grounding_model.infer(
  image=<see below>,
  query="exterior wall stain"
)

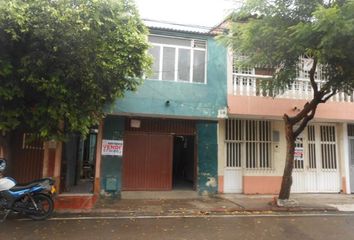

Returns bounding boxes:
[107,30,227,120]
[197,122,218,195]
[100,115,125,198]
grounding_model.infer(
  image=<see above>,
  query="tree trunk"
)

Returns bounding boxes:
[278,120,296,200]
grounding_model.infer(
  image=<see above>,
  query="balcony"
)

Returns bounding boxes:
[232,73,354,102]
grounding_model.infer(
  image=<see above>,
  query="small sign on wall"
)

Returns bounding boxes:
[102,140,123,156]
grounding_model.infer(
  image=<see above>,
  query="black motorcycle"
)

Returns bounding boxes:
[0,158,56,221]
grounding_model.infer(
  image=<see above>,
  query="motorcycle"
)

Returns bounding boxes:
[0,158,56,221]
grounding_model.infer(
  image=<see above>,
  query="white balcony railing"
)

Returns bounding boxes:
[232,74,354,102]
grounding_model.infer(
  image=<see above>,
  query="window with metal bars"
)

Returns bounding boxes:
[225,119,272,169]
[307,125,317,169]
[348,124,354,137]
[320,125,337,169]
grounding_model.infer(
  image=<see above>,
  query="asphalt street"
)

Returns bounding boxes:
[0,213,353,240]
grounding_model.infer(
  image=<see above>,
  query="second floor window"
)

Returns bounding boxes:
[148,35,207,83]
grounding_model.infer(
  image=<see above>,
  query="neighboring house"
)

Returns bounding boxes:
[218,54,354,194]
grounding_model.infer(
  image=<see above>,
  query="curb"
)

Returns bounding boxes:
[53,206,339,217]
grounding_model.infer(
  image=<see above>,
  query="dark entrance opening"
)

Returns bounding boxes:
[173,135,195,190]
[60,129,97,194]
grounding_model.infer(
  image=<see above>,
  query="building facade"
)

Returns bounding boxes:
[218,55,354,194]
[97,20,228,197]
[8,20,354,211]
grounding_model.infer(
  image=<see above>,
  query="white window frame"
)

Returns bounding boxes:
[148,34,207,84]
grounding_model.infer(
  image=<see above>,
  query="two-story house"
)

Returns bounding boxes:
[96,20,228,198]
[218,55,354,195]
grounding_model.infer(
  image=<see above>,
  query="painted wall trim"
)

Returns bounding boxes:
[107,111,221,121]
[228,95,354,122]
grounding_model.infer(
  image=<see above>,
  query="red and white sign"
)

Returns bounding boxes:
[102,140,123,156]
[294,147,304,161]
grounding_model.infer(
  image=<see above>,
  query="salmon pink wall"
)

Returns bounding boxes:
[342,177,347,194]
[243,176,282,194]
[228,95,354,121]
[218,176,224,193]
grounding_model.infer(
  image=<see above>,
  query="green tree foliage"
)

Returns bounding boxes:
[221,0,354,199]
[0,0,151,139]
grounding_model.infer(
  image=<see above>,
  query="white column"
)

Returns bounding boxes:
[343,123,351,194]
[227,49,233,95]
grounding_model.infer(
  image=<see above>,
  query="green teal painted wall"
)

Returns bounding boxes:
[100,30,224,197]
[99,117,218,195]
[196,121,218,195]
[100,115,124,197]
[107,30,227,119]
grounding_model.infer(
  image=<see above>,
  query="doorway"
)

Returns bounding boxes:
[349,138,354,193]
[292,124,340,193]
[60,130,97,194]
[172,135,195,190]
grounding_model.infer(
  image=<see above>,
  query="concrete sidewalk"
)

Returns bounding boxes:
[219,193,354,212]
[54,193,354,216]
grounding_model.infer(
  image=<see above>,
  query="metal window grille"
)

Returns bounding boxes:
[320,125,337,169]
[225,119,272,169]
[307,125,317,169]
[193,40,206,49]
[225,119,242,168]
[232,55,254,75]
[348,124,354,137]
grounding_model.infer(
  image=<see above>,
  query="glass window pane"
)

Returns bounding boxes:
[178,49,190,81]
[162,47,176,80]
[193,50,205,83]
[149,35,190,46]
[148,45,160,79]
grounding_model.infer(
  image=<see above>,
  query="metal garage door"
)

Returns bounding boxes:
[122,133,173,190]
[10,132,44,183]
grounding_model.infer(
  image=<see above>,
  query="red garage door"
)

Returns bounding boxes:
[10,132,44,183]
[122,133,173,190]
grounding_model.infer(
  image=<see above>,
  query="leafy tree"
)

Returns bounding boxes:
[221,0,354,200]
[0,0,151,158]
